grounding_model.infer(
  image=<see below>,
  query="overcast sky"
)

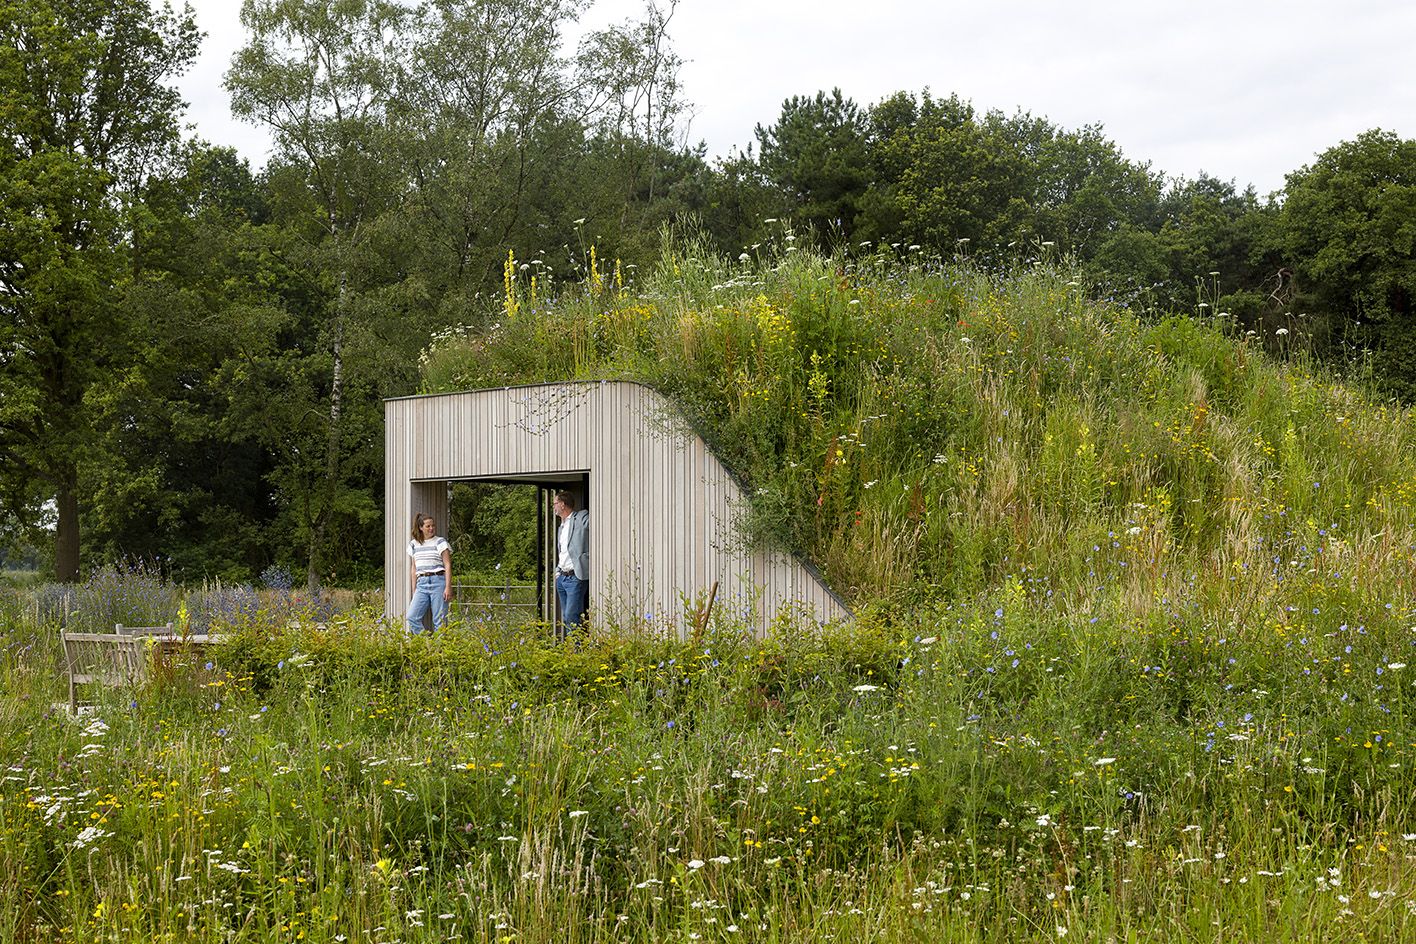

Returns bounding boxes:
[178,0,1416,197]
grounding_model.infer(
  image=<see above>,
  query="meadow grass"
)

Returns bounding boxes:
[4,244,1416,941]
[2,593,1415,942]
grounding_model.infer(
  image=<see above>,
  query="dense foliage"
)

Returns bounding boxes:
[5,0,1416,590]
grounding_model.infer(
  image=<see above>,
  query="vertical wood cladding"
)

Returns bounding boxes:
[385,382,850,635]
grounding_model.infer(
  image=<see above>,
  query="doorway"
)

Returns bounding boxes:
[446,473,588,628]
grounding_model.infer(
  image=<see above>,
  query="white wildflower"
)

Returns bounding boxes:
[70,825,110,849]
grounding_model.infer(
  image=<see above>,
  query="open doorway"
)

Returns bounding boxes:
[447,482,539,626]
[445,474,588,628]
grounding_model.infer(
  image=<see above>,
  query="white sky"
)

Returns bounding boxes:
[178,0,1416,197]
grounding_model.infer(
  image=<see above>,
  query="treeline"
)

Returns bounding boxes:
[728,89,1416,387]
[3,0,1415,586]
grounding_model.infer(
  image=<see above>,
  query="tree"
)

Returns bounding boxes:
[226,0,416,593]
[867,92,1028,253]
[1143,174,1275,320]
[578,0,687,212]
[755,89,871,242]
[83,143,290,579]
[0,0,198,580]
[395,0,595,302]
[1278,130,1416,396]
[1007,116,1161,254]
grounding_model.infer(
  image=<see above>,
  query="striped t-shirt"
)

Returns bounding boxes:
[408,537,450,574]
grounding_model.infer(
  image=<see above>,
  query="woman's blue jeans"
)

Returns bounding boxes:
[407,573,449,634]
[555,572,587,637]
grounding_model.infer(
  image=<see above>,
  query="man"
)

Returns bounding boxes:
[553,490,589,636]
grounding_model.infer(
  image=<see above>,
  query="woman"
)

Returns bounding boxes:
[406,512,452,633]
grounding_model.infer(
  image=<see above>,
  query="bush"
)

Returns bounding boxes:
[187,581,260,634]
[66,561,179,633]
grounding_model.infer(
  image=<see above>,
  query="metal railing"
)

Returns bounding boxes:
[450,581,540,627]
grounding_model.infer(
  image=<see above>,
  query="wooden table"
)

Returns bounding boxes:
[145,634,224,675]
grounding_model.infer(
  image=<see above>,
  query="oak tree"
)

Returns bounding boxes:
[0,0,198,579]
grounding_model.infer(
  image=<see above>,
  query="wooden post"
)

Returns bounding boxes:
[692,580,719,648]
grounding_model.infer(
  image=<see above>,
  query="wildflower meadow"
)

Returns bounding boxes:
[3,240,1416,942]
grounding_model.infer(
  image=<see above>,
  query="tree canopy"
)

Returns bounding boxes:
[5,0,1416,583]
[0,0,198,579]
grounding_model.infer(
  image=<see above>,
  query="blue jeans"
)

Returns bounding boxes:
[556,572,587,637]
[407,572,449,634]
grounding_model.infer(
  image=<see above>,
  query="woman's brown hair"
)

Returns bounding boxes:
[411,512,434,541]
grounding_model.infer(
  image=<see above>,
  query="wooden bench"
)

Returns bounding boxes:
[61,631,148,713]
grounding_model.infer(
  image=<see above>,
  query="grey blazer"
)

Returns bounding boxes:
[560,509,589,579]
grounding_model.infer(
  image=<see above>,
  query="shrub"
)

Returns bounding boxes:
[68,561,179,633]
[187,581,260,634]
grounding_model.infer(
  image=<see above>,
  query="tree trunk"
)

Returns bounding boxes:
[55,475,80,582]
[307,270,348,598]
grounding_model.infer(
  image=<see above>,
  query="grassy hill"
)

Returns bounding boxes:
[424,237,1416,617]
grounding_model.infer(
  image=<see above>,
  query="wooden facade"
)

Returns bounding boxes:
[385,381,850,635]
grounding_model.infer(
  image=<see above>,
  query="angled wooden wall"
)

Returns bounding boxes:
[385,381,850,635]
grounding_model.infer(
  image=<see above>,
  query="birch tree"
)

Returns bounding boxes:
[227,0,410,593]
